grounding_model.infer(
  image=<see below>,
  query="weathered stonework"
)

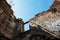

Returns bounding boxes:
[0,0,24,39]
[0,0,60,40]
[29,0,60,38]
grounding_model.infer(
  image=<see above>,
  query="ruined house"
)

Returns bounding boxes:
[0,0,60,40]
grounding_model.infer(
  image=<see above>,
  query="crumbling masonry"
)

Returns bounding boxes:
[0,0,60,40]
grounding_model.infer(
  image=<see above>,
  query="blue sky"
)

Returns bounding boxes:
[7,0,54,31]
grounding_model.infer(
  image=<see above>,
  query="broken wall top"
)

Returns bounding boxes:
[50,0,60,10]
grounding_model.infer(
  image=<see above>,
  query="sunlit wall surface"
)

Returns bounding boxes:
[7,0,54,31]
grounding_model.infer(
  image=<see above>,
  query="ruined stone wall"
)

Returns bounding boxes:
[29,0,60,38]
[0,0,60,40]
[0,0,24,39]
